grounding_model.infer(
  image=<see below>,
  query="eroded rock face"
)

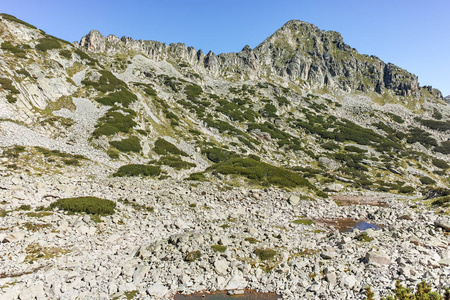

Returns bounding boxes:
[77,20,431,98]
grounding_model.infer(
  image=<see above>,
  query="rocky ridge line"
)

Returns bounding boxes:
[77,20,442,99]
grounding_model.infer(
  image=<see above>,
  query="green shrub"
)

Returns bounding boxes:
[63,158,80,166]
[371,280,444,300]
[93,109,137,137]
[432,158,449,169]
[107,148,120,159]
[407,127,438,148]
[185,84,203,100]
[1,41,27,58]
[0,77,20,94]
[18,204,31,211]
[49,197,116,215]
[262,103,278,118]
[59,49,72,59]
[211,245,227,253]
[35,38,61,52]
[96,89,137,107]
[158,156,195,170]
[435,141,450,154]
[202,147,236,163]
[244,237,259,244]
[398,186,415,194]
[113,164,161,177]
[254,248,277,261]
[212,157,312,188]
[153,138,187,156]
[322,141,340,151]
[420,176,436,185]
[386,112,405,123]
[186,172,206,181]
[416,118,450,132]
[431,195,450,207]
[110,136,142,153]
[344,145,367,153]
[74,49,96,65]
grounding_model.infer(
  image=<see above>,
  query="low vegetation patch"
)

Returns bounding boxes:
[113,164,161,177]
[49,196,116,215]
[293,218,314,225]
[254,248,277,261]
[157,156,195,170]
[211,157,312,189]
[25,243,69,264]
[110,136,141,153]
[153,138,187,156]
[211,245,227,253]
[93,108,137,137]
[35,37,61,52]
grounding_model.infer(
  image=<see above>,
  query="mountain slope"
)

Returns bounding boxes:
[0,13,449,195]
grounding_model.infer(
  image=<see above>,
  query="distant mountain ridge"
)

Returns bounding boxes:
[77,20,442,99]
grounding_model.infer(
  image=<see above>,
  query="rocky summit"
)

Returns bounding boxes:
[0,13,449,300]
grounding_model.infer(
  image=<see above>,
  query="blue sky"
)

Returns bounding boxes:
[2,0,449,96]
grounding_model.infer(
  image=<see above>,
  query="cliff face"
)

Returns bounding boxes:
[77,20,439,98]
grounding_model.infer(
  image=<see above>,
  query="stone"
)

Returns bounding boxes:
[224,275,247,290]
[214,258,229,275]
[146,282,168,299]
[326,272,337,285]
[365,251,391,266]
[288,195,300,205]
[434,219,450,231]
[438,259,450,266]
[340,275,357,289]
[18,283,45,300]
[325,183,344,192]
[219,236,232,246]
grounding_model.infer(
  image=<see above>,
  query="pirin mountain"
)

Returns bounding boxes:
[0,13,449,300]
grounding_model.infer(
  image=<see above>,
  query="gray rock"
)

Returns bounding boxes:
[365,251,391,266]
[146,282,168,299]
[288,195,300,205]
[225,275,247,290]
[214,258,229,275]
[340,275,357,289]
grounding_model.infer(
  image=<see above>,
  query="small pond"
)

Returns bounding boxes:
[175,290,280,300]
[316,218,381,232]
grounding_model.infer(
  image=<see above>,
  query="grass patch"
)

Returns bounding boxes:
[153,138,187,156]
[25,243,69,264]
[211,245,227,253]
[49,197,116,215]
[356,232,373,242]
[22,222,52,232]
[113,164,161,177]
[254,248,277,261]
[244,237,259,244]
[110,136,141,153]
[1,41,28,58]
[293,218,314,225]
[26,212,53,218]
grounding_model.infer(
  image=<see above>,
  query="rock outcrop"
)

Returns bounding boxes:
[77,20,439,98]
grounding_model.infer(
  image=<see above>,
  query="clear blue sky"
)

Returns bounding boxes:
[2,0,449,96]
